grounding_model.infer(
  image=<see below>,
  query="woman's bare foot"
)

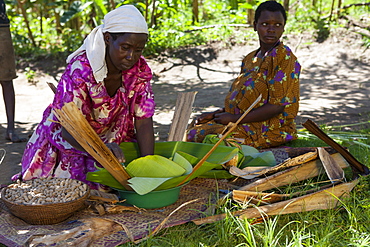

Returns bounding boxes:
[5,131,27,143]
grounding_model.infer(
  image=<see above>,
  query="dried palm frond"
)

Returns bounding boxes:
[53,102,132,190]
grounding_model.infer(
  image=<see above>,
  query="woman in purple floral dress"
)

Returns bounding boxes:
[13,5,155,190]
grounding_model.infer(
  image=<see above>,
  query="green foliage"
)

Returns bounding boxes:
[6,0,368,58]
[24,67,37,85]
[315,18,331,42]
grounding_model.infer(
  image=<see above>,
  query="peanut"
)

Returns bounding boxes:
[3,177,88,205]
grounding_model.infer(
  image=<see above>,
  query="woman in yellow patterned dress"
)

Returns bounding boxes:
[186,1,301,149]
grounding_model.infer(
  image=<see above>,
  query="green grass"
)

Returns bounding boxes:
[120,123,370,246]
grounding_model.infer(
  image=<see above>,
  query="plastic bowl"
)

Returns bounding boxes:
[116,184,186,209]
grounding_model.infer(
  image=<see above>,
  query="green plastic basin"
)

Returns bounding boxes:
[116,184,186,209]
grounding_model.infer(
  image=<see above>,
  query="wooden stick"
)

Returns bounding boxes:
[302,119,369,177]
[47,82,57,94]
[177,95,262,186]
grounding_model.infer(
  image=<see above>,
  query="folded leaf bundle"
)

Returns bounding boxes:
[87,152,221,194]
[125,154,192,195]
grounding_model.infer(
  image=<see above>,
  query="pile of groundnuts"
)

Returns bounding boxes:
[2,177,89,205]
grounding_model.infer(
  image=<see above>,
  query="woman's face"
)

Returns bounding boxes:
[254,10,285,49]
[105,33,148,72]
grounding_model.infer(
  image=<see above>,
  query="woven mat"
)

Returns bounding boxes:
[0,178,233,247]
[0,147,300,246]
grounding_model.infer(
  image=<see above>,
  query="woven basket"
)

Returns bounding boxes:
[0,182,90,225]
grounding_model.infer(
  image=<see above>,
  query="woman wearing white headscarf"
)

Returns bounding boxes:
[13,5,155,191]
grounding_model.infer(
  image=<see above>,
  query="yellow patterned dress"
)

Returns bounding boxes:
[186,42,301,149]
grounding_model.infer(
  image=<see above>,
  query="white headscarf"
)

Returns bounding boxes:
[66,5,148,82]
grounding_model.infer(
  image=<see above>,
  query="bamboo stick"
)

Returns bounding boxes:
[177,95,262,186]
[53,102,132,190]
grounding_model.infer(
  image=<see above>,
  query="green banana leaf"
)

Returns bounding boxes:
[201,135,276,169]
[125,152,194,195]
[241,151,277,168]
[86,149,223,192]
[119,141,239,165]
[199,170,235,179]
[155,151,221,190]
[127,177,172,195]
[126,155,185,178]
[86,167,124,189]
[202,134,246,168]
[87,141,239,193]
[239,145,277,168]
[173,152,193,175]
[129,151,219,192]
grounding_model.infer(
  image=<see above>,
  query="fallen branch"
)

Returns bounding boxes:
[342,2,370,9]
[185,24,251,33]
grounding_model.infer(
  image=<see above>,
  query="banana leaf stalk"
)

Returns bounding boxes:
[53,102,132,190]
[177,94,262,186]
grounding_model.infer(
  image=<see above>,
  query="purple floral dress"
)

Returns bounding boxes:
[14,52,155,190]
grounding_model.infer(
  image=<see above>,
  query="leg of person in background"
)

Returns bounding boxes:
[0,79,26,142]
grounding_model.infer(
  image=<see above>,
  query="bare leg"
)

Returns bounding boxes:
[0,80,26,142]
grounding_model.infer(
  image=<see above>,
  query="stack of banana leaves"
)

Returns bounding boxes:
[86,140,277,195]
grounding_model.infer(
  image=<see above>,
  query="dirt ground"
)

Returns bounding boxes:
[0,27,369,185]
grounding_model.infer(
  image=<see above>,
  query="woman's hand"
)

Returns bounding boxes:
[214,103,285,125]
[194,112,215,124]
[214,112,238,125]
[194,108,225,125]
[106,143,125,163]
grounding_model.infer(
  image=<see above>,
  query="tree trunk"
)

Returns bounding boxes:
[329,0,335,21]
[192,0,199,24]
[283,0,290,12]
[54,9,62,34]
[16,0,36,47]
[144,0,149,22]
[247,0,254,25]
[109,0,115,9]
[150,0,156,28]
[336,0,342,20]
